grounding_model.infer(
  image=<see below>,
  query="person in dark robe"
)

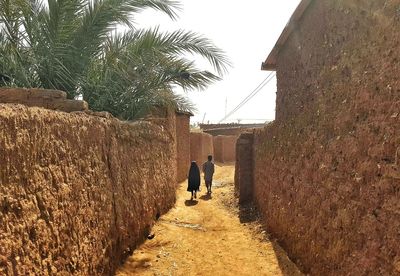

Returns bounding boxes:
[187,161,200,200]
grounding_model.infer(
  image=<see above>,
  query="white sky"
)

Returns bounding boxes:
[135,1,301,124]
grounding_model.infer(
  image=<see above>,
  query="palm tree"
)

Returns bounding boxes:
[0,0,230,120]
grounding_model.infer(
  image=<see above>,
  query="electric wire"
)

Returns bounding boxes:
[219,72,276,123]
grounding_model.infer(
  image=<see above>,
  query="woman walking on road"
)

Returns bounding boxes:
[187,161,200,200]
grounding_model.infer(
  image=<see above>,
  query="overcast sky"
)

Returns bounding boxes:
[136,1,301,124]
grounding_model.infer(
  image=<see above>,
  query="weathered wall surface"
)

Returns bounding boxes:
[200,123,265,130]
[234,133,254,203]
[0,88,88,112]
[204,128,244,137]
[213,136,223,163]
[190,132,214,168]
[213,135,237,163]
[176,114,190,183]
[0,104,177,275]
[252,0,400,275]
[203,127,265,137]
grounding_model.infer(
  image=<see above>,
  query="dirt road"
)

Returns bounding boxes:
[117,165,302,276]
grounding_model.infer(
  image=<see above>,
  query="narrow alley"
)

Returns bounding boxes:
[117,165,303,276]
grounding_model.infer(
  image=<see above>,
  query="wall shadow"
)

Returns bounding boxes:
[238,201,305,275]
[238,201,259,224]
[271,240,306,276]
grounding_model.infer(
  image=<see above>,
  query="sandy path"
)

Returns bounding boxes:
[117,165,302,276]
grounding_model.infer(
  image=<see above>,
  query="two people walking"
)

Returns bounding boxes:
[187,155,215,200]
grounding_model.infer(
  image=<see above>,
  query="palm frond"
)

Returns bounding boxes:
[125,28,231,75]
[0,0,229,120]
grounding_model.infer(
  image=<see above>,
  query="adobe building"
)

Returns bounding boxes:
[190,132,214,168]
[237,0,400,275]
[175,111,193,183]
[200,123,266,136]
[141,108,192,184]
[199,123,265,163]
[234,132,254,204]
[213,135,237,163]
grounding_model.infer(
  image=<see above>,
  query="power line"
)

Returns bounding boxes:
[229,72,274,115]
[220,72,275,123]
[234,118,273,121]
[219,72,276,123]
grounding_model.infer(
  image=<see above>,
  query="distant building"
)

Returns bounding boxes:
[199,123,267,137]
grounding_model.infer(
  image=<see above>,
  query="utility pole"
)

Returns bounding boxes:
[225,97,227,118]
[202,113,206,124]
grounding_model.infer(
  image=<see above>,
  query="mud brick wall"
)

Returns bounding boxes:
[204,127,243,137]
[190,132,214,168]
[213,135,237,163]
[234,133,254,203]
[252,0,400,275]
[213,136,223,163]
[176,113,190,183]
[0,88,88,112]
[0,104,177,275]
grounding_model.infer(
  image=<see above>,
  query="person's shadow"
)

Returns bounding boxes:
[184,200,198,206]
[199,194,212,201]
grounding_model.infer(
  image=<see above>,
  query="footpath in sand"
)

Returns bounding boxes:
[117,165,303,276]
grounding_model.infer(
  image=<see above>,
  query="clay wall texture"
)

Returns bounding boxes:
[213,135,237,163]
[200,123,265,130]
[204,128,244,137]
[189,132,214,169]
[252,0,400,275]
[0,88,88,112]
[234,133,254,203]
[175,114,190,182]
[213,136,223,163]
[0,104,177,275]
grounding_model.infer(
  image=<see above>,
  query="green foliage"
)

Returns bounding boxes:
[0,0,230,119]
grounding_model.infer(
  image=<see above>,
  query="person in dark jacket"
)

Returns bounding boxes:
[187,161,200,200]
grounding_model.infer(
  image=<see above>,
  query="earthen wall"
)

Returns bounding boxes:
[235,133,254,203]
[0,104,177,275]
[0,88,88,112]
[213,136,237,163]
[176,114,190,182]
[251,0,400,275]
[190,132,214,168]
